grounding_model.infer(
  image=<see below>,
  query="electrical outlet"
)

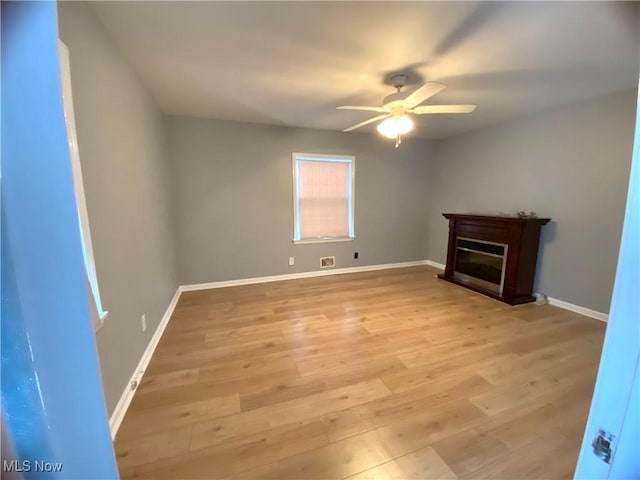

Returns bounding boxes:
[141,314,147,332]
[289,257,295,266]
[354,252,359,259]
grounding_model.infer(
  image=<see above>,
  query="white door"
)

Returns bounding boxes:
[574,86,640,478]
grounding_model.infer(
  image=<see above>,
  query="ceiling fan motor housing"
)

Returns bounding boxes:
[382,91,408,108]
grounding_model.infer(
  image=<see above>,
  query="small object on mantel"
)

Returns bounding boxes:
[515,211,538,219]
[498,211,539,218]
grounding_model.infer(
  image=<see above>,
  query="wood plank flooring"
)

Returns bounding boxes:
[115,266,605,479]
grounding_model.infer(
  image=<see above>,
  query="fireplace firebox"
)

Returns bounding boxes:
[437,214,550,305]
[454,237,508,295]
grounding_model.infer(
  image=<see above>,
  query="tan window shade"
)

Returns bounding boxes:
[293,154,354,242]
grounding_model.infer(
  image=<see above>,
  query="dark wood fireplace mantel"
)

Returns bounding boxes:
[437,213,550,305]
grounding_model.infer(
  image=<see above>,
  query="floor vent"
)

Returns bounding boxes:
[320,256,335,268]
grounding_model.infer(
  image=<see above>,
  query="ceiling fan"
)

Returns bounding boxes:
[338,74,476,147]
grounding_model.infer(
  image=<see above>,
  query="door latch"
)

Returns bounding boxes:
[592,428,614,464]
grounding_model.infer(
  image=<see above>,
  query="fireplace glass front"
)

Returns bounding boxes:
[453,237,507,294]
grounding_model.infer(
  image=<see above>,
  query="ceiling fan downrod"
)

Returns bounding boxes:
[391,73,408,93]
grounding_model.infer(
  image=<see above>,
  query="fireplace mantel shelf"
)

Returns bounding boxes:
[437,213,551,305]
[442,213,551,224]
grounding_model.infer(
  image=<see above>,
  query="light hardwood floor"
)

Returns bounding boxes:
[115,266,605,479]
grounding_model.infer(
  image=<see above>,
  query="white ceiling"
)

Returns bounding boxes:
[91,1,639,139]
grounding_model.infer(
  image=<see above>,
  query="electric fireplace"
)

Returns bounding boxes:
[438,214,550,305]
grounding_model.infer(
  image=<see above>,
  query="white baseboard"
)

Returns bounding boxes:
[424,259,608,322]
[544,295,608,322]
[106,259,606,438]
[180,260,430,292]
[425,259,445,270]
[181,259,607,322]
[426,260,609,322]
[108,287,182,439]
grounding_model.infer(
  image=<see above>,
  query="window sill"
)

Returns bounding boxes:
[293,237,355,245]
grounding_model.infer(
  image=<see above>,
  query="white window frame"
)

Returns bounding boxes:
[58,41,108,331]
[292,152,355,244]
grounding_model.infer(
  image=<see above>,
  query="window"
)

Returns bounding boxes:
[293,153,355,243]
[59,41,108,330]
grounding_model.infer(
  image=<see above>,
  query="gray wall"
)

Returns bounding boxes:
[56,1,637,417]
[166,116,433,285]
[58,3,178,414]
[427,89,638,313]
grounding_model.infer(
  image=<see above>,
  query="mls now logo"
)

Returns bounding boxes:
[3,460,63,473]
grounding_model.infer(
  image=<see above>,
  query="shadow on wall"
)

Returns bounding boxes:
[533,220,557,295]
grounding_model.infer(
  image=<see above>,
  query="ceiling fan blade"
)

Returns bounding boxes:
[410,104,477,114]
[337,106,390,113]
[403,82,447,107]
[343,114,390,132]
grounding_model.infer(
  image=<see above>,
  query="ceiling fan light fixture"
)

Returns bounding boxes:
[376,115,414,139]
